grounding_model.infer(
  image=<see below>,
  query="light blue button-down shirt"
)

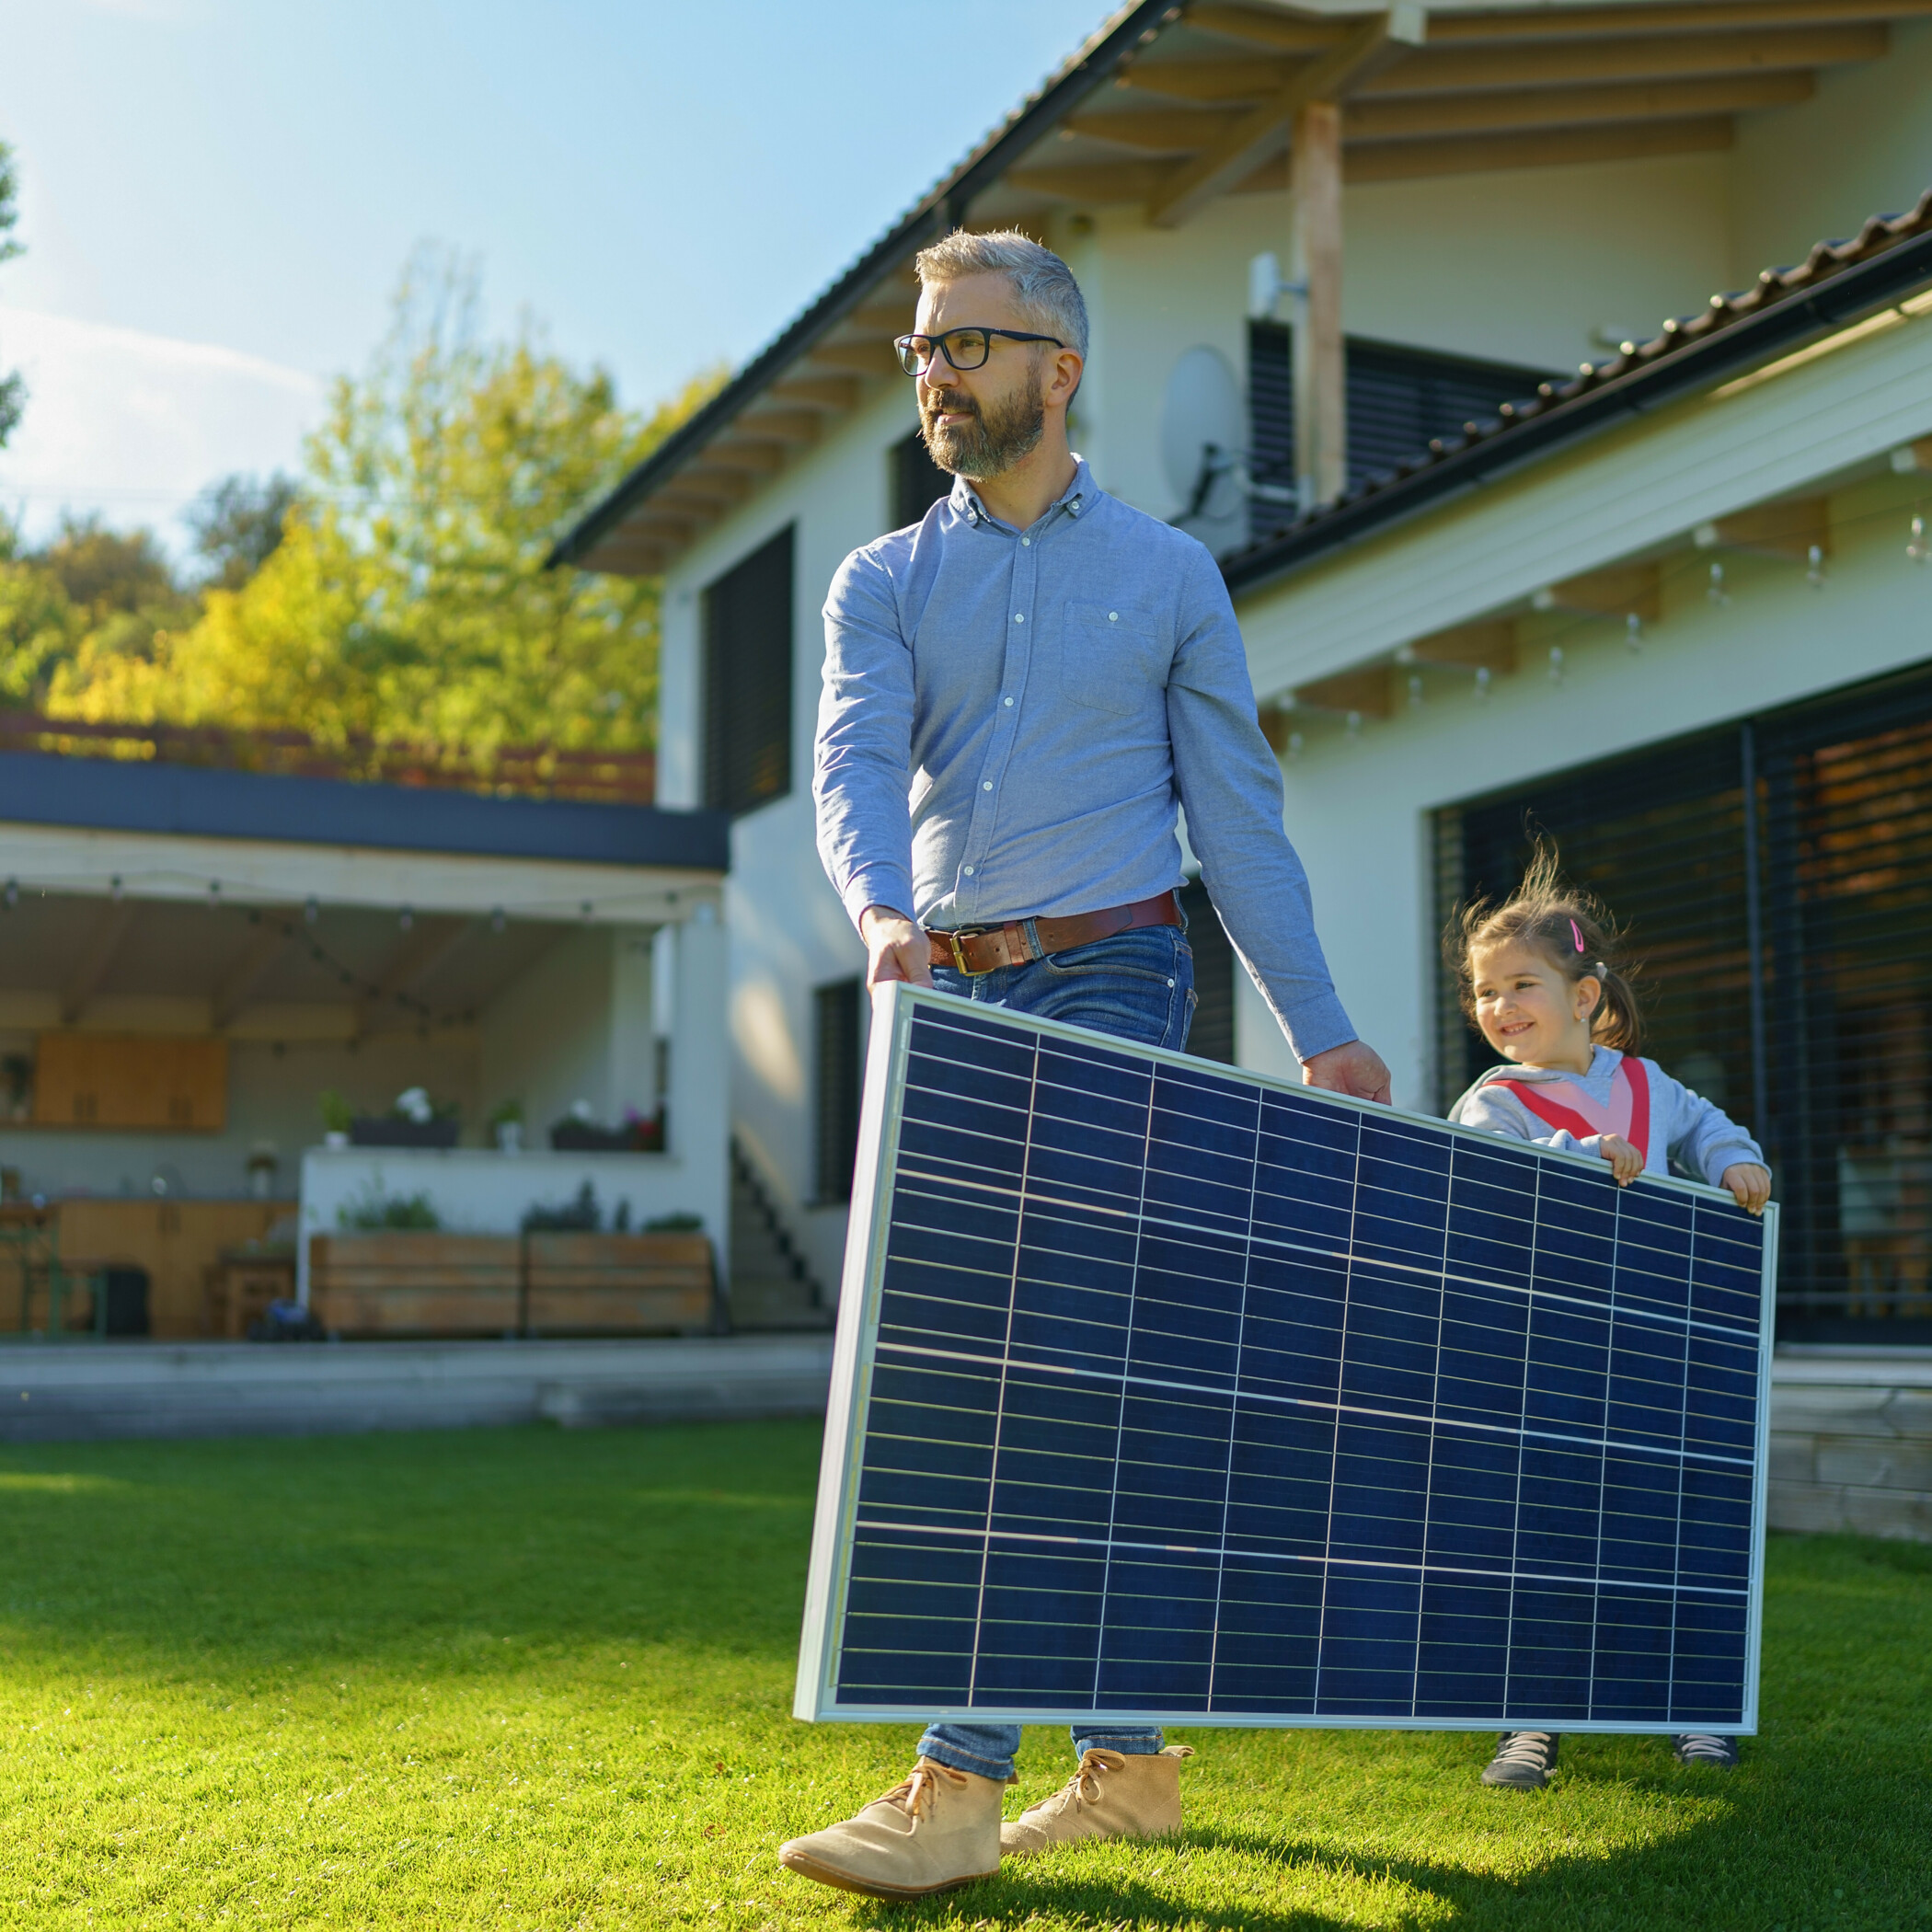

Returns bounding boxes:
[811,457,1354,1059]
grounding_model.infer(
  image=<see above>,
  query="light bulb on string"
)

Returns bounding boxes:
[1625,613,1643,653]
[1408,673,1424,709]
[1547,645,1565,685]
[1708,562,1730,605]
[1807,544,1827,589]
[1474,666,1491,701]
[1344,710,1363,740]
[1909,513,1928,564]
[1286,730,1304,762]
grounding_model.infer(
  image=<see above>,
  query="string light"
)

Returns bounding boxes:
[1286,730,1304,761]
[1474,666,1491,700]
[1708,562,1730,605]
[1344,710,1363,740]
[1408,673,1424,709]
[1807,544,1827,589]
[1547,645,1565,685]
[1625,613,1644,652]
[1909,513,1928,564]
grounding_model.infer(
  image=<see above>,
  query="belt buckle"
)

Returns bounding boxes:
[945,925,997,976]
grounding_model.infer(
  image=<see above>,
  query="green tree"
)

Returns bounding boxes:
[0,141,23,446]
[185,472,298,590]
[52,247,716,762]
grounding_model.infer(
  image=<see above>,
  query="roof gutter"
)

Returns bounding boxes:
[548,0,1181,571]
[1223,225,1932,599]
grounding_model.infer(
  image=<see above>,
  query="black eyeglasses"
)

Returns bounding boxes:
[893,326,1065,376]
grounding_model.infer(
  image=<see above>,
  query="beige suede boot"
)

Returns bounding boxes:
[1001,1744,1193,1857]
[777,1757,1005,1900]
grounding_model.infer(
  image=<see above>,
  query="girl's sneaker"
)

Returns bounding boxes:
[1480,1731,1559,1788]
[1672,1734,1739,1768]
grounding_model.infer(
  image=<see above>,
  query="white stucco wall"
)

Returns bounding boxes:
[1731,17,1932,285]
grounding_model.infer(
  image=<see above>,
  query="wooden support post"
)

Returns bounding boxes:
[1291,100,1346,510]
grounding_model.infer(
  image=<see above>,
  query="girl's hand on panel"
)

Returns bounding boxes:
[1721,1163,1772,1214]
[1596,1133,1642,1185]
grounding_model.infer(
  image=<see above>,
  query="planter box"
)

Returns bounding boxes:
[524,1233,713,1337]
[349,1118,460,1149]
[309,1233,520,1337]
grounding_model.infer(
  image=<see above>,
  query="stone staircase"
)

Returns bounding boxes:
[726,1137,833,1331]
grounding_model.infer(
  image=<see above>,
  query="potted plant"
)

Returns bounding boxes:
[489,1098,524,1155]
[350,1086,461,1149]
[318,1089,353,1149]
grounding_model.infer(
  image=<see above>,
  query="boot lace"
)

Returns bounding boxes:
[877,1759,966,1822]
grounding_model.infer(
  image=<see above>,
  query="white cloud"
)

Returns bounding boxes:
[0,305,322,551]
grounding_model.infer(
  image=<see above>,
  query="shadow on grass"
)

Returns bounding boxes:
[0,1418,822,1677]
[841,1802,1874,1932]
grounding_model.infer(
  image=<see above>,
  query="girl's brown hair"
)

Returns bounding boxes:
[1444,840,1644,1053]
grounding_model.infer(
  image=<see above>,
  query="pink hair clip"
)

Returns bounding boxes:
[1570,918,1586,953]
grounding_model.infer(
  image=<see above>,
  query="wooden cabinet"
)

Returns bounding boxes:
[56,1199,295,1339]
[33,1035,228,1132]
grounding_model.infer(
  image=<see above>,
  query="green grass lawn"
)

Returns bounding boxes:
[0,1419,1926,1930]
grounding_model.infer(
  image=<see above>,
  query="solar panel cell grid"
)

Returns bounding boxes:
[798,988,1773,1732]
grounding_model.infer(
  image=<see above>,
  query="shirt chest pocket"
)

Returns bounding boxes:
[1056,602,1167,715]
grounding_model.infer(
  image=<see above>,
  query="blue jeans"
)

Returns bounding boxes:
[918,921,1194,1784]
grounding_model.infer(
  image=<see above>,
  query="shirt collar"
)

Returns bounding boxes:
[950,454,1095,531]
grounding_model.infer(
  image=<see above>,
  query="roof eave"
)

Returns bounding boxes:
[547,0,1181,572]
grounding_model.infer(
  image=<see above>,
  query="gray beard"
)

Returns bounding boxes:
[922,377,1046,479]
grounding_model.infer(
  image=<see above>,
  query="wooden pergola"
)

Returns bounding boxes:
[557,0,1929,577]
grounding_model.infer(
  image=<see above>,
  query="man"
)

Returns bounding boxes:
[779,230,1389,1903]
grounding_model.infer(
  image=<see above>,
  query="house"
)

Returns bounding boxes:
[0,747,745,1336]
[553,0,1932,1402]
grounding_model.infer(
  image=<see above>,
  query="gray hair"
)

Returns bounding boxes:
[914,228,1088,360]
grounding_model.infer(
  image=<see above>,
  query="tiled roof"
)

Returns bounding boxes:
[1224,187,1932,594]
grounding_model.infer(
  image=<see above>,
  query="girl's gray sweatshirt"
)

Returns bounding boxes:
[1448,1045,1764,1187]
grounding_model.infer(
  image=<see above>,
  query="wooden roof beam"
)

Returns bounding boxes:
[696,439,787,474]
[1291,666,1396,719]
[1150,13,1422,228]
[1534,561,1662,622]
[1360,23,1886,96]
[60,901,137,1025]
[1345,69,1813,141]
[213,915,294,1029]
[1343,116,1734,184]
[1064,108,1246,153]
[734,408,823,445]
[1119,55,1295,102]
[802,341,898,375]
[770,376,862,409]
[1694,496,1832,559]
[1186,5,1351,55]
[1428,0,1932,43]
[1007,160,1179,203]
[1401,620,1518,673]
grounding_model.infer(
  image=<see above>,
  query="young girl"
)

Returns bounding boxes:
[1443,844,1771,1791]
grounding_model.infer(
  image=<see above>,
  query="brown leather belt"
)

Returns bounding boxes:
[926,890,1181,976]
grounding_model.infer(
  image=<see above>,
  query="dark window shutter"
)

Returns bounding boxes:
[701,525,794,816]
[1248,323,1554,545]
[1434,661,1932,1346]
[814,976,865,1202]
[891,429,952,531]
[1180,877,1236,1064]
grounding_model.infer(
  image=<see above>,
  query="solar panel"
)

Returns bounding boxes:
[796,985,1775,1733]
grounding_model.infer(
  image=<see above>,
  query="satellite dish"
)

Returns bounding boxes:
[1160,345,1245,528]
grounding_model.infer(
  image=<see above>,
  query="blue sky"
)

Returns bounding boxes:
[0,0,1106,546]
